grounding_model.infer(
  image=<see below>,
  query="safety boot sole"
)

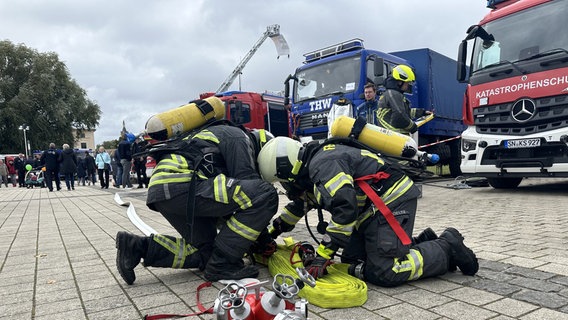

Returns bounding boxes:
[442,228,478,276]
[116,231,136,285]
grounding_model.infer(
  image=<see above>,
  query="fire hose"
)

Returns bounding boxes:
[261,237,367,309]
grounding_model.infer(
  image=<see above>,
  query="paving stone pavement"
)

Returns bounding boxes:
[1,178,568,319]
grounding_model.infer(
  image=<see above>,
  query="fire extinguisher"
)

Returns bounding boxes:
[213,268,316,320]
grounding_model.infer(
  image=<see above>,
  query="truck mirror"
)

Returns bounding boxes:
[457,40,468,82]
[374,57,384,77]
[284,74,294,106]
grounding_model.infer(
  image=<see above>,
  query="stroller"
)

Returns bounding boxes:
[25,168,46,189]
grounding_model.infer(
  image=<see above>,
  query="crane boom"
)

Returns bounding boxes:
[216,24,283,93]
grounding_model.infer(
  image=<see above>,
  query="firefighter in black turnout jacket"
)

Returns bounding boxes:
[257,137,478,287]
[115,124,278,284]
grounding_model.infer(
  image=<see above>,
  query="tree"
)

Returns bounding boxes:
[0,40,101,153]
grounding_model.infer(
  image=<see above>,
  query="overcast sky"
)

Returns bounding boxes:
[0,0,490,145]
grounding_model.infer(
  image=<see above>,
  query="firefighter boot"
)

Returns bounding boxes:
[439,227,479,276]
[115,231,149,285]
[412,227,438,244]
[204,247,259,282]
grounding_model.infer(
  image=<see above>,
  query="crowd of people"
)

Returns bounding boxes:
[0,134,149,190]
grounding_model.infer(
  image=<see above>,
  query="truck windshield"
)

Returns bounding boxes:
[294,56,361,103]
[471,0,568,73]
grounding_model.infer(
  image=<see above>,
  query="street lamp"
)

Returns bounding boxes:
[18,124,30,158]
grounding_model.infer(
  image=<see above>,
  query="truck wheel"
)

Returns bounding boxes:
[487,177,523,189]
[448,139,462,178]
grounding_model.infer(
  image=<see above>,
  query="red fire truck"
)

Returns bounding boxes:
[199,91,290,137]
[457,0,568,188]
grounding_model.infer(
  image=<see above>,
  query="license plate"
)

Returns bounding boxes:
[504,138,541,149]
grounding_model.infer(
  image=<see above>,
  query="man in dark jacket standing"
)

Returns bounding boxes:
[131,137,148,188]
[40,143,61,192]
[59,144,77,190]
[84,151,97,185]
[14,153,26,187]
[118,134,133,189]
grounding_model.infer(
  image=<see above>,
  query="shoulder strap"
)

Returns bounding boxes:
[355,173,412,246]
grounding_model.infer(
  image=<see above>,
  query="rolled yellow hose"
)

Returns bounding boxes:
[258,237,367,309]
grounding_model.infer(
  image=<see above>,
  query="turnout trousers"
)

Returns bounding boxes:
[341,198,451,287]
[151,174,279,264]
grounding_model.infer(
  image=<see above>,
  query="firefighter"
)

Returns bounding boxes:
[115,125,279,284]
[257,137,478,287]
[376,65,430,134]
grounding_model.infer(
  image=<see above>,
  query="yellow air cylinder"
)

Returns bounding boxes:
[330,115,418,158]
[145,96,225,141]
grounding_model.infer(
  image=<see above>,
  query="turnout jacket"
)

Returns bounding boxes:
[280,143,420,257]
[376,77,426,134]
[147,125,258,207]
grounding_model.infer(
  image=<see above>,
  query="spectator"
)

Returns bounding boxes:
[6,157,17,187]
[59,144,77,191]
[95,146,111,189]
[77,157,87,186]
[131,137,148,188]
[112,149,122,188]
[84,151,97,186]
[118,133,133,189]
[0,159,8,187]
[356,83,379,125]
[40,143,61,192]
[14,154,26,187]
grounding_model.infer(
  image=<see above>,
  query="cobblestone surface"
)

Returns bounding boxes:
[1,177,568,319]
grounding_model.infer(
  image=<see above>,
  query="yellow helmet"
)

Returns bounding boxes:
[257,137,303,183]
[392,65,415,83]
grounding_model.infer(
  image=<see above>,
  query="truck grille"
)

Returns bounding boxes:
[474,95,568,136]
[296,111,329,139]
[480,142,568,167]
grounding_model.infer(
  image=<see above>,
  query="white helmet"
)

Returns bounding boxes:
[257,137,303,183]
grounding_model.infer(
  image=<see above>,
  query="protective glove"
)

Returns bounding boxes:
[409,123,418,134]
[306,254,333,279]
[251,230,277,257]
[268,217,295,239]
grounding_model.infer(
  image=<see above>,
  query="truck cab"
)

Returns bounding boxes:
[457,0,568,188]
[285,39,414,141]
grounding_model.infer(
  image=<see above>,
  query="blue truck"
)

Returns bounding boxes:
[284,39,467,176]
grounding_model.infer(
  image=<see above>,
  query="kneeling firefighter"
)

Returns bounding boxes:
[115,121,279,284]
[257,137,478,287]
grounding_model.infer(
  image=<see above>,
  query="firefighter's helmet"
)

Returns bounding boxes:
[392,65,415,83]
[257,137,303,183]
[249,129,275,158]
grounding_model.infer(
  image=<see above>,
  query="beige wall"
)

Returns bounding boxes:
[72,129,96,150]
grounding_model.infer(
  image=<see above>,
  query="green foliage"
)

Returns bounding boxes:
[98,139,119,150]
[0,40,101,153]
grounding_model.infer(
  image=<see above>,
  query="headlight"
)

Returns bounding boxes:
[462,139,477,152]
